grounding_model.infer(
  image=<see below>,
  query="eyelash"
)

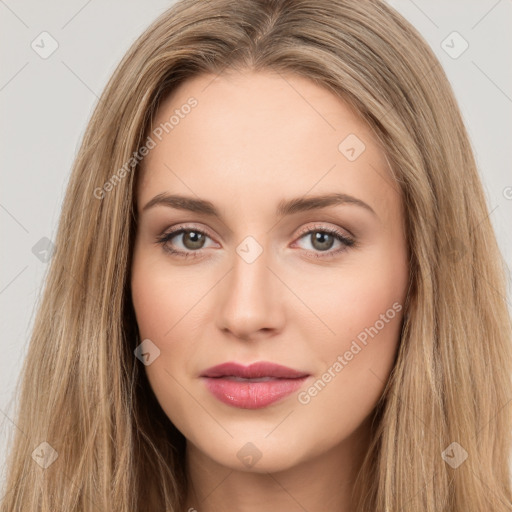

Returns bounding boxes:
[155,223,356,260]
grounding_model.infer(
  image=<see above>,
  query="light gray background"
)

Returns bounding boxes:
[1,0,511,483]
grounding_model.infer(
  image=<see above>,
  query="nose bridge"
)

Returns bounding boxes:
[230,235,272,305]
[216,233,282,337]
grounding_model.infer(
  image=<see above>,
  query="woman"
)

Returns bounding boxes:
[2,0,511,510]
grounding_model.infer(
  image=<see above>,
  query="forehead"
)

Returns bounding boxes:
[150,69,373,146]
[137,70,400,225]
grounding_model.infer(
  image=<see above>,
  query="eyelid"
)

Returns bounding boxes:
[158,222,352,242]
[157,223,218,242]
[294,222,353,240]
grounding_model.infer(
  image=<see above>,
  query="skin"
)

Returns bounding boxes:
[131,69,409,512]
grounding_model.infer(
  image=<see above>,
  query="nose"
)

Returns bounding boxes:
[215,244,284,341]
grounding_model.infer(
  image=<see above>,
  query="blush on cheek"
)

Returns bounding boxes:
[332,300,403,369]
[131,260,177,341]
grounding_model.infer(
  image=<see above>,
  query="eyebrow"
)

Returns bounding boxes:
[142,192,377,218]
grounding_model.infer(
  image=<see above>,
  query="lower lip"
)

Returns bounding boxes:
[202,376,309,409]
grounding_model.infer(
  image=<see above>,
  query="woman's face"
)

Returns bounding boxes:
[131,70,409,473]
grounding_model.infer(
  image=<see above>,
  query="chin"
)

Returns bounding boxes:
[190,434,310,474]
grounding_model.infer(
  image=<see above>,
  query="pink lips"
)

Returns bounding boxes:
[200,361,310,409]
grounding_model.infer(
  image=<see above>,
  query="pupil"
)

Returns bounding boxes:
[185,231,204,249]
[313,232,334,251]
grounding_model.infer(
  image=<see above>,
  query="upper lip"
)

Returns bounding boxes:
[200,361,309,379]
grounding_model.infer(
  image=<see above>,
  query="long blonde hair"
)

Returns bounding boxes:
[2,0,511,510]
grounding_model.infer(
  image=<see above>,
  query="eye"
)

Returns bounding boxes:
[155,225,215,259]
[155,223,357,259]
[293,224,356,259]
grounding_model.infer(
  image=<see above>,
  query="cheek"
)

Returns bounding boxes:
[327,275,404,355]
[131,265,173,341]
[130,247,211,386]
[303,242,406,347]
[300,243,407,416]
[130,245,204,341]
[130,251,196,427]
